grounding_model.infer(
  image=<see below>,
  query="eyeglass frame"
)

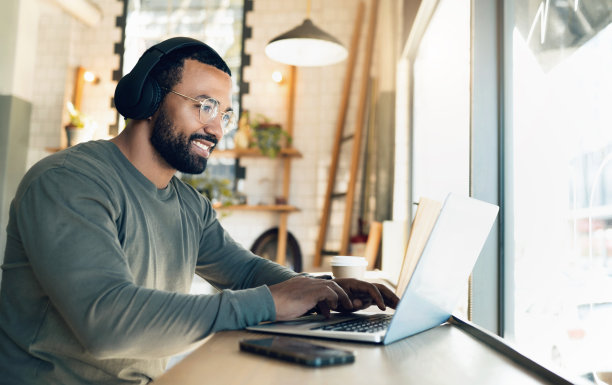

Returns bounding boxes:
[164,88,236,134]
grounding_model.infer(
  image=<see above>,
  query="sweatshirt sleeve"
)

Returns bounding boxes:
[14,168,278,360]
[194,214,299,291]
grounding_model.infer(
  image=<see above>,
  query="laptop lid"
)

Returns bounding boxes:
[247,193,499,345]
[383,193,498,344]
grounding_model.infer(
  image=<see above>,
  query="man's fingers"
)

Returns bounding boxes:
[358,283,385,310]
[270,276,353,321]
[321,286,339,310]
[268,276,398,321]
[317,301,331,318]
[332,278,400,311]
[327,281,353,311]
[374,283,400,308]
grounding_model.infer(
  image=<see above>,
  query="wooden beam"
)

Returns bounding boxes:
[340,0,379,255]
[314,1,365,266]
[73,66,86,111]
[276,65,297,266]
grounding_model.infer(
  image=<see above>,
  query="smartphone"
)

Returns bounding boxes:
[239,336,355,367]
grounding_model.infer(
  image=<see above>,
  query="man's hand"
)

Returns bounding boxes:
[268,276,400,321]
[268,276,353,321]
[331,278,400,312]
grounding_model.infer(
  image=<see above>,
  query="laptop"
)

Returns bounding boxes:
[247,193,499,345]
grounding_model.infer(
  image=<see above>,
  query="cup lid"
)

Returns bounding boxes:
[331,256,367,266]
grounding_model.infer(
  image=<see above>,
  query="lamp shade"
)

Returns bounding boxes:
[265,19,348,67]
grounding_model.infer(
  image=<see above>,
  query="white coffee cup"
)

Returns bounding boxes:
[331,256,368,279]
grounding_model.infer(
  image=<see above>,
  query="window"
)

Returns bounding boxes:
[507,0,612,376]
[122,0,245,186]
[410,0,471,315]
[411,0,470,204]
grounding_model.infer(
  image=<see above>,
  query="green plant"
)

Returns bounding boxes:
[182,175,236,208]
[250,114,292,158]
[66,102,92,129]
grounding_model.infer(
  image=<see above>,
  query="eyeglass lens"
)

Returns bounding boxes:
[199,99,235,132]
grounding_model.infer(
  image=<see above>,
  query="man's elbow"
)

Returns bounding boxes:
[81,333,133,359]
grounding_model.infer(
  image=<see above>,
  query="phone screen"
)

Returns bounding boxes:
[239,337,355,367]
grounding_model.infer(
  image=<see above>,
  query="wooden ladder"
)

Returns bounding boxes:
[313,0,378,266]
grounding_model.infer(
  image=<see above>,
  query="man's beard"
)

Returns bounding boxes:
[150,107,217,174]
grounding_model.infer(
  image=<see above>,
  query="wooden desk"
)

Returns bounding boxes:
[152,318,585,385]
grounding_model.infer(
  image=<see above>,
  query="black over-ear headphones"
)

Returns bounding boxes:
[114,37,206,120]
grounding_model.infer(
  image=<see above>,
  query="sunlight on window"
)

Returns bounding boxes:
[510,1,612,376]
[411,0,470,316]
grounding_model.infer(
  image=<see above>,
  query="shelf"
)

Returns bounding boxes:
[213,203,300,212]
[213,147,302,158]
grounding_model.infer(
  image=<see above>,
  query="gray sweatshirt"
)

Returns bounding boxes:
[0,140,297,384]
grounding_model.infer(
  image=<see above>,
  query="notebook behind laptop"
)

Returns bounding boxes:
[247,193,499,345]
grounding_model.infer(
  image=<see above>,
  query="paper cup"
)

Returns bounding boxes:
[595,372,612,385]
[331,256,367,279]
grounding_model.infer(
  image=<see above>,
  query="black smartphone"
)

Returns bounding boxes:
[239,336,355,367]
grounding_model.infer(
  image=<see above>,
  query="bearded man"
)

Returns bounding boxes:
[0,37,398,385]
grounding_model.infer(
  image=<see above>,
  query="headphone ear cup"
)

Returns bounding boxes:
[115,37,206,119]
[113,73,135,118]
[128,78,163,119]
[114,74,163,119]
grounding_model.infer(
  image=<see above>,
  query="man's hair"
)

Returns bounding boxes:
[150,44,232,101]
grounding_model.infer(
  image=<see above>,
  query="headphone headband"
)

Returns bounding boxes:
[114,37,206,119]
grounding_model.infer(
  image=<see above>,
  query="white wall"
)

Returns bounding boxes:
[27,0,122,168]
[0,0,40,100]
[0,0,41,263]
[3,0,398,274]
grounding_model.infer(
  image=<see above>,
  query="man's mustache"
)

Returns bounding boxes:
[190,133,218,146]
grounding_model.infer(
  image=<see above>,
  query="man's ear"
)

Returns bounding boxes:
[148,105,162,122]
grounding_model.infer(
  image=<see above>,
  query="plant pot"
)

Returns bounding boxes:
[251,124,289,157]
[65,125,93,146]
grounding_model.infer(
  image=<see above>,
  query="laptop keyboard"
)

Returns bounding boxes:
[311,314,393,333]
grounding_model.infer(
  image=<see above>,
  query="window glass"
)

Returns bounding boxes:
[123,0,243,95]
[412,0,470,204]
[411,0,470,315]
[508,0,612,376]
[123,0,244,184]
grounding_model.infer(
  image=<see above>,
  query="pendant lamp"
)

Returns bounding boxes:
[265,2,348,66]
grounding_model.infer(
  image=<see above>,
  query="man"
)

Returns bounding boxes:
[0,37,398,384]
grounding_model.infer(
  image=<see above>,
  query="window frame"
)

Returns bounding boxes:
[398,0,508,335]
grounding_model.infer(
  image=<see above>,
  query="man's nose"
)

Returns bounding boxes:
[204,114,224,140]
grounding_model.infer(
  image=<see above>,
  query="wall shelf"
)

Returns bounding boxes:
[214,203,300,212]
[213,147,302,158]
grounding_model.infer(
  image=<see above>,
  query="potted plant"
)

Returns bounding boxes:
[65,102,95,146]
[233,111,252,149]
[250,114,292,158]
[182,174,239,208]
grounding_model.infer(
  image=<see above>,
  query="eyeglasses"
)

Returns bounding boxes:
[166,89,236,134]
